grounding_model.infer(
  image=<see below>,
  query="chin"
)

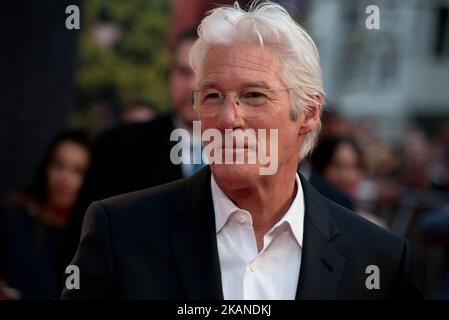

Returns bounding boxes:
[210,163,260,189]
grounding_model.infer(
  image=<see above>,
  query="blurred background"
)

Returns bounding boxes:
[0,0,448,299]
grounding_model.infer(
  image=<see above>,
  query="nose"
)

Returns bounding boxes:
[215,94,245,131]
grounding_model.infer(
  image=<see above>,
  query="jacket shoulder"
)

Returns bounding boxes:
[96,177,189,227]
[324,198,405,255]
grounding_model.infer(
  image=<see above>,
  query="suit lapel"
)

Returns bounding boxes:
[170,168,345,300]
[296,174,346,300]
[170,166,224,299]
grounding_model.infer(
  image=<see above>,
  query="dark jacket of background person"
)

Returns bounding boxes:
[421,204,449,298]
[62,166,422,299]
[60,115,183,274]
[0,197,63,299]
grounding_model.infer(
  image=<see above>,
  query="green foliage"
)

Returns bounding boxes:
[76,0,170,113]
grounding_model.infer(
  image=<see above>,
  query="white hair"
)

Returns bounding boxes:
[190,0,325,159]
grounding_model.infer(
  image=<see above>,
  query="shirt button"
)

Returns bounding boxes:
[238,214,246,224]
[248,261,257,272]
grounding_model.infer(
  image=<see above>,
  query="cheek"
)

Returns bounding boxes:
[199,117,215,131]
[70,173,84,191]
[266,103,298,134]
[253,103,294,129]
[170,77,183,97]
[47,167,62,189]
[48,166,82,193]
[348,169,362,185]
[269,118,301,151]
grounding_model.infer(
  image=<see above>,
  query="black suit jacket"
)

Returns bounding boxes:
[62,166,422,299]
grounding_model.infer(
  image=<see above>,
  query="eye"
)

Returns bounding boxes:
[204,92,221,101]
[200,91,222,105]
[240,91,268,105]
[241,91,266,98]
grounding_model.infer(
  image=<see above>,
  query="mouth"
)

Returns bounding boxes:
[223,144,248,149]
[223,139,256,149]
[221,145,253,153]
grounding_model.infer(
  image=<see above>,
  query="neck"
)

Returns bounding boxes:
[216,165,298,251]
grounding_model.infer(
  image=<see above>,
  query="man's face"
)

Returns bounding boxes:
[197,44,307,188]
[169,40,198,127]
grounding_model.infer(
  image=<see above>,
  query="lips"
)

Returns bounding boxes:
[221,144,254,152]
[202,128,260,151]
[223,142,250,149]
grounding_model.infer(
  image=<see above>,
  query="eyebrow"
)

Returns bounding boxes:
[199,81,216,90]
[200,80,271,90]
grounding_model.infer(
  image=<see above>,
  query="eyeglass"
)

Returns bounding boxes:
[192,87,291,118]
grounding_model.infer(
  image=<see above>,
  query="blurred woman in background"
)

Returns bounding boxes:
[310,135,387,229]
[0,131,91,299]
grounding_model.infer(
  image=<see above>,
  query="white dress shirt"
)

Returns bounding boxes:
[211,174,305,300]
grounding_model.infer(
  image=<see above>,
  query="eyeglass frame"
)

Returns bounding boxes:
[191,87,292,117]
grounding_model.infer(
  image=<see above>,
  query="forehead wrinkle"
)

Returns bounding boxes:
[202,45,280,70]
[205,51,280,72]
[200,69,275,90]
[198,45,283,89]
[204,62,276,75]
[200,64,280,89]
[200,79,272,90]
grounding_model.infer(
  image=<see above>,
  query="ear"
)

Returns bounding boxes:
[298,94,323,136]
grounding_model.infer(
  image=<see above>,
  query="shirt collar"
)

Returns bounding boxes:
[210,173,305,248]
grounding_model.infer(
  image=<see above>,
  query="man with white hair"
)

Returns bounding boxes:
[63,1,421,299]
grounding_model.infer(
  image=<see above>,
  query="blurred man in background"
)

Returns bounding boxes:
[60,27,200,272]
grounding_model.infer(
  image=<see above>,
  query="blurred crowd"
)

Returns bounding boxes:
[305,113,449,298]
[1,1,449,300]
